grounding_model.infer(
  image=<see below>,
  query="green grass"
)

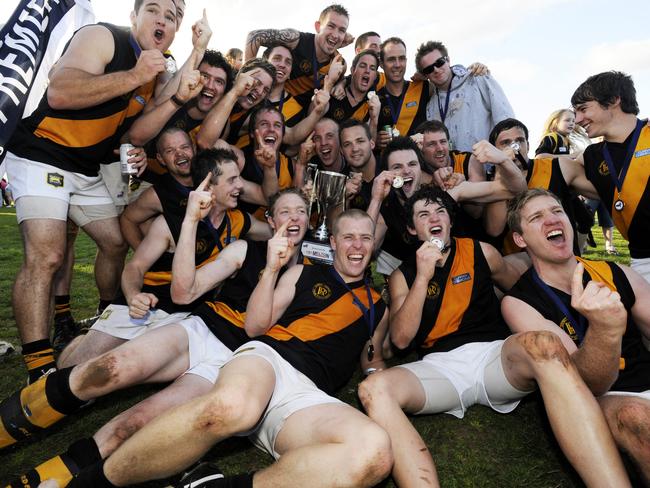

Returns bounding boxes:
[0,207,635,486]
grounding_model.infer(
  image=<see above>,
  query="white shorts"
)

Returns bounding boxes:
[99,162,129,207]
[631,257,650,285]
[604,389,650,401]
[398,340,528,419]
[232,341,342,459]
[375,249,402,275]
[6,152,116,224]
[91,304,191,340]
[179,315,233,383]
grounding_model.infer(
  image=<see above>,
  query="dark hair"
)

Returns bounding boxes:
[380,136,426,171]
[319,4,349,22]
[414,41,448,71]
[355,31,380,51]
[351,49,380,71]
[379,37,406,63]
[240,58,277,87]
[268,188,309,217]
[571,71,639,115]
[339,118,372,140]
[405,186,457,228]
[414,120,450,140]
[200,50,234,93]
[155,127,191,155]
[191,148,238,187]
[262,42,293,62]
[506,188,563,235]
[248,105,286,141]
[488,118,529,145]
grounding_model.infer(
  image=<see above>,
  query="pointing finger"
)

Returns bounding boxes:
[197,172,212,191]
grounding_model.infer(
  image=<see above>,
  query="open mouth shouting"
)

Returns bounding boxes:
[546,228,565,244]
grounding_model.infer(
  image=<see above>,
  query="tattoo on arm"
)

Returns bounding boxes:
[247,28,300,55]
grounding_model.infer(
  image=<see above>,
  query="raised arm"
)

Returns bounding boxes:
[244,28,300,61]
[153,9,212,103]
[171,175,247,303]
[244,221,300,336]
[481,241,523,291]
[502,263,628,396]
[558,156,600,199]
[47,25,165,110]
[388,241,442,349]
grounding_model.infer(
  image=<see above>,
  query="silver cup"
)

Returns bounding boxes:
[312,171,347,242]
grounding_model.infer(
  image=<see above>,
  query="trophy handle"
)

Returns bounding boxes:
[308,169,319,227]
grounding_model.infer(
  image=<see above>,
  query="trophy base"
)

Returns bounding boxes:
[301,240,334,265]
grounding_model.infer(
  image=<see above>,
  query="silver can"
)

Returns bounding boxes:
[120,144,138,175]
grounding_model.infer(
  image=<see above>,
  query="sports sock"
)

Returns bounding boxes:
[97,299,112,315]
[23,339,56,383]
[0,367,87,448]
[67,460,117,488]
[6,437,101,487]
[54,295,73,322]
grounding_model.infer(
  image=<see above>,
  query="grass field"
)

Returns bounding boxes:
[0,207,636,486]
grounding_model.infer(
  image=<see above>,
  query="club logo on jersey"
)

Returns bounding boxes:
[180,198,188,208]
[46,173,64,188]
[598,161,610,176]
[382,106,392,118]
[426,281,440,299]
[312,282,332,299]
[451,273,471,285]
[559,317,577,341]
[333,108,345,121]
[300,60,312,74]
[406,101,417,108]
[196,239,208,254]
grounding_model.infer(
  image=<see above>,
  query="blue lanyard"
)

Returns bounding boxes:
[252,155,281,180]
[531,268,586,343]
[436,72,454,123]
[387,81,408,126]
[328,267,376,358]
[602,118,644,193]
[128,33,141,58]
[203,212,232,251]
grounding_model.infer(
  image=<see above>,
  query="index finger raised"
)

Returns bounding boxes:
[570,262,585,298]
[274,219,291,237]
[196,172,212,191]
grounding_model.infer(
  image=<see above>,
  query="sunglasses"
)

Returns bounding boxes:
[420,55,448,75]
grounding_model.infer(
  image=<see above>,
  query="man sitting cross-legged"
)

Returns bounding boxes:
[358,186,631,488]
[67,209,392,488]
[503,188,650,484]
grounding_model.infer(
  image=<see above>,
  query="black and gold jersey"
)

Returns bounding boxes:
[377,80,428,137]
[535,132,570,156]
[508,258,650,392]
[9,23,154,176]
[398,238,507,356]
[259,264,386,395]
[583,121,650,257]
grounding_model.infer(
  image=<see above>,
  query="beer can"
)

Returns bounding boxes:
[120,144,138,175]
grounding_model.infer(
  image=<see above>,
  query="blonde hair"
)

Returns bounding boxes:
[540,108,590,153]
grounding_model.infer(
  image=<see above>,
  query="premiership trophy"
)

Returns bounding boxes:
[301,170,347,264]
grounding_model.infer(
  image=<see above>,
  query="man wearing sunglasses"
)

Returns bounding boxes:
[416,41,513,153]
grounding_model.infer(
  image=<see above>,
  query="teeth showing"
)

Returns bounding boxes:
[348,254,364,262]
[202,90,214,99]
[287,225,300,232]
[264,135,277,144]
[546,229,563,239]
[430,226,442,234]
[154,29,164,39]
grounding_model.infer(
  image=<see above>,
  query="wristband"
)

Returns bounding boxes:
[170,94,184,107]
